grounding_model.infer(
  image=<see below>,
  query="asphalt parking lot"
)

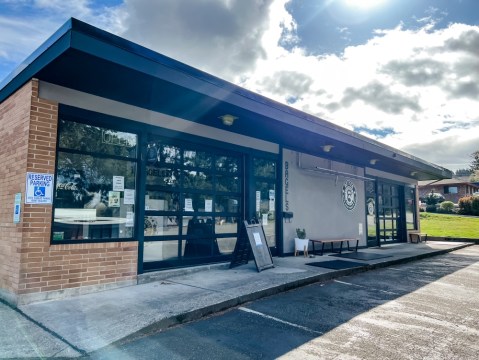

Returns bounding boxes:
[91,246,479,360]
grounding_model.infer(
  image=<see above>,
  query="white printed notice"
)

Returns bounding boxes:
[124,189,135,205]
[185,198,194,212]
[205,199,213,212]
[253,232,262,246]
[25,173,54,204]
[113,176,125,191]
[126,212,134,227]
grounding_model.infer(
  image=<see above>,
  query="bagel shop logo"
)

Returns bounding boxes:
[25,173,54,204]
[342,179,357,211]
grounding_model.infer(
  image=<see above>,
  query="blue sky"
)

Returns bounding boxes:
[1,0,478,172]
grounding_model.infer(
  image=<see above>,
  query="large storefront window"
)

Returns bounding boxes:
[52,119,138,242]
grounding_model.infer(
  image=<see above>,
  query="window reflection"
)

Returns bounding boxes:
[53,121,137,242]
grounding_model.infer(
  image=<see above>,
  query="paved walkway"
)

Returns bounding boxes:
[0,241,473,358]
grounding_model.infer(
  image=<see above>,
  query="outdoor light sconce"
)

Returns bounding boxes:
[322,145,334,152]
[369,159,379,165]
[219,114,237,126]
[410,171,417,177]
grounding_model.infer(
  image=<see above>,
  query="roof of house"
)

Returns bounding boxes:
[0,18,453,181]
[418,178,479,187]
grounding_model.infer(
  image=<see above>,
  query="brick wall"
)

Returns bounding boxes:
[1,79,138,305]
[0,80,31,302]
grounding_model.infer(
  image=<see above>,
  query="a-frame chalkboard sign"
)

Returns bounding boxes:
[230,220,274,272]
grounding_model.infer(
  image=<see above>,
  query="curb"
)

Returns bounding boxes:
[98,243,474,351]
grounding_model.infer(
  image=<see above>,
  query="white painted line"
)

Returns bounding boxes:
[238,307,323,335]
[334,280,399,295]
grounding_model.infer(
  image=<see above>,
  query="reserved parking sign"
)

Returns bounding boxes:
[25,173,54,204]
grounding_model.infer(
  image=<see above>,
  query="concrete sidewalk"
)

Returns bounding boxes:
[0,241,473,358]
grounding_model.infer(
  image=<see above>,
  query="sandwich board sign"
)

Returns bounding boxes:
[230,220,274,272]
[25,173,54,204]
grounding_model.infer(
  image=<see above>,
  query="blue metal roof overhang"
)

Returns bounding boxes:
[0,18,452,181]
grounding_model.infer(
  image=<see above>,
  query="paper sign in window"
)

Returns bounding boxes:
[124,189,135,205]
[113,176,125,191]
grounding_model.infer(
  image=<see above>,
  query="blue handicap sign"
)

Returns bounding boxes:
[34,186,46,197]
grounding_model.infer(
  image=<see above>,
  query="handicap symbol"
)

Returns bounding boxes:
[34,186,45,197]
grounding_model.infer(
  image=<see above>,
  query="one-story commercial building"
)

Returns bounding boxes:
[0,19,452,305]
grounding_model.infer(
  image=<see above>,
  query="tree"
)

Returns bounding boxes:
[471,150,479,171]
[455,168,472,176]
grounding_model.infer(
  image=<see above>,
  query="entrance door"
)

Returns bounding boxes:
[377,183,404,244]
[365,180,378,247]
[251,157,278,255]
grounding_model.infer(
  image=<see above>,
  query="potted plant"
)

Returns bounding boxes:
[294,228,309,256]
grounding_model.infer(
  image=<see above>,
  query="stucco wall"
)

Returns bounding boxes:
[282,150,367,254]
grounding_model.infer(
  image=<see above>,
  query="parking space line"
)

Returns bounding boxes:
[334,280,399,295]
[238,307,323,335]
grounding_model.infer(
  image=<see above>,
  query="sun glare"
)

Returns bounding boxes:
[344,0,386,9]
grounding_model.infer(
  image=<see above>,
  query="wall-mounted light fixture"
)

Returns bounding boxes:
[410,171,417,177]
[322,145,334,153]
[369,159,379,165]
[219,114,237,126]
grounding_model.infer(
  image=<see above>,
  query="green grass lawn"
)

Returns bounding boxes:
[419,212,479,238]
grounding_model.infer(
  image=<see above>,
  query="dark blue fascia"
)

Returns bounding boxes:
[0,20,74,103]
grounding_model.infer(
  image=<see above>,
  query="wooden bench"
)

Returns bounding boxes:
[409,231,428,243]
[309,238,359,256]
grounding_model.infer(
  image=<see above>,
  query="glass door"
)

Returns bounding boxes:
[252,157,278,255]
[365,180,378,247]
[142,137,243,270]
[377,183,404,244]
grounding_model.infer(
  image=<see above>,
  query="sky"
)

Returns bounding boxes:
[1,0,478,172]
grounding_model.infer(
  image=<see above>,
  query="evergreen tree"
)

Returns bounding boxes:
[455,168,472,176]
[471,150,479,171]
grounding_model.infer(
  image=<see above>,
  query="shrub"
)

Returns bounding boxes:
[439,201,454,213]
[473,196,479,216]
[426,205,437,213]
[458,196,479,216]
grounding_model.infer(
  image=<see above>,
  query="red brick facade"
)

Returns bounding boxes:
[0,80,138,305]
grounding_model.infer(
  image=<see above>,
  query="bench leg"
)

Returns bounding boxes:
[338,241,343,254]
[321,243,325,256]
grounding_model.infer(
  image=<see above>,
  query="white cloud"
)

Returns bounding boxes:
[0,0,126,67]
[119,0,282,81]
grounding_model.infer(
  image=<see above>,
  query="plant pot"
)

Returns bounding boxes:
[294,238,309,256]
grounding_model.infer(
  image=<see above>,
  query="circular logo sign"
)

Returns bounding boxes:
[342,180,357,211]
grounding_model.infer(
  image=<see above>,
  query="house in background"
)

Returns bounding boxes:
[418,178,479,203]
